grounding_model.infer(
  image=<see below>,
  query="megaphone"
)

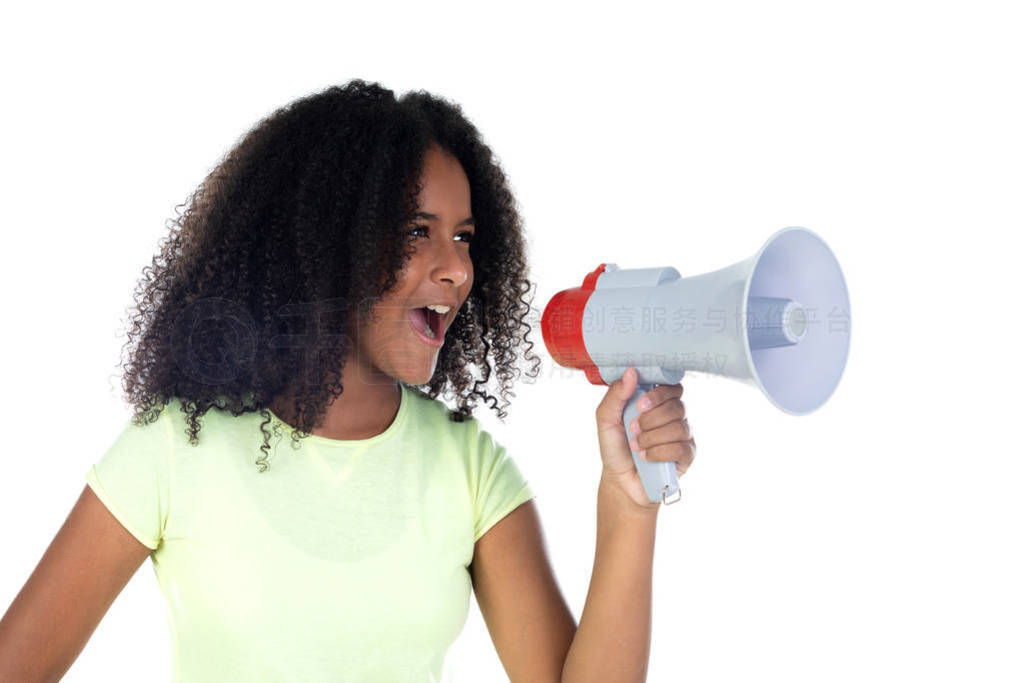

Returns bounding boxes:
[541,226,851,505]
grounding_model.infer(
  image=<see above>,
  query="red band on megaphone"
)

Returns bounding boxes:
[541,263,608,386]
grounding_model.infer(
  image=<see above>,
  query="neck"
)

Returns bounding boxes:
[270,355,402,441]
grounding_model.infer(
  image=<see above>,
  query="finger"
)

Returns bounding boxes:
[596,367,639,428]
[644,437,696,464]
[630,419,693,456]
[631,399,686,433]
[638,383,683,412]
[675,445,696,476]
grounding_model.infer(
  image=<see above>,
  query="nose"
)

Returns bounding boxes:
[433,238,470,287]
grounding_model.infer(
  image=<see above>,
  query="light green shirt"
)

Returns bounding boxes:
[85,383,534,682]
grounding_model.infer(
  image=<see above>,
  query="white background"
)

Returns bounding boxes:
[2,1,1022,681]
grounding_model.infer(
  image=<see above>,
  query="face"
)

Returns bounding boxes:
[348,144,475,386]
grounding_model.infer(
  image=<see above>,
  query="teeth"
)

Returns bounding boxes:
[415,304,448,341]
[416,305,442,340]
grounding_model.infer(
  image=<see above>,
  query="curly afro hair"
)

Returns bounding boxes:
[115,79,542,471]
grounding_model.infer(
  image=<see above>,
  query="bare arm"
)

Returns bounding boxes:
[560,472,659,683]
[470,499,577,682]
[0,484,152,681]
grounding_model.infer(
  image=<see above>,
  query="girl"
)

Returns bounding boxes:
[0,79,694,682]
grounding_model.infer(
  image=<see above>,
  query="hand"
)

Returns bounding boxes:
[595,366,696,509]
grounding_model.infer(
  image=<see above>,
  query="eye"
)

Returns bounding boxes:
[407,225,474,244]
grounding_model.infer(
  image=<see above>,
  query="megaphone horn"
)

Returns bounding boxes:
[541,226,851,505]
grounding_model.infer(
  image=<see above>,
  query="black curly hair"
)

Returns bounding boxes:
[114,79,542,471]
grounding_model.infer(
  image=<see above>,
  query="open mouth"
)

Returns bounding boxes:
[408,306,445,343]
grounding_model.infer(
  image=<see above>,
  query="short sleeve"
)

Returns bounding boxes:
[469,423,535,543]
[84,406,174,551]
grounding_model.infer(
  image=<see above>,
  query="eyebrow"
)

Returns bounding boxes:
[413,211,476,227]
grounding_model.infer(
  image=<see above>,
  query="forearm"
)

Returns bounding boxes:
[561,473,659,683]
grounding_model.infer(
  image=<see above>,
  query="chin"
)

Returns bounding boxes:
[391,362,438,387]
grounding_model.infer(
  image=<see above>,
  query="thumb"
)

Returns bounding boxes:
[595,366,639,429]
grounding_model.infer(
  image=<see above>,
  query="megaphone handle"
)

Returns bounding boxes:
[624,383,682,505]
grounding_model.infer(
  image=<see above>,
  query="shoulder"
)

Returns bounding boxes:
[401,384,495,451]
[403,384,477,431]
[94,398,186,480]
[105,398,180,455]
[156,396,250,446]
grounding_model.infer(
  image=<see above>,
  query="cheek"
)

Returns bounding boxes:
[352,309,390,347]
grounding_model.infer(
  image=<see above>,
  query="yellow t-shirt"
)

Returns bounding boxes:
[84,383,534,682]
